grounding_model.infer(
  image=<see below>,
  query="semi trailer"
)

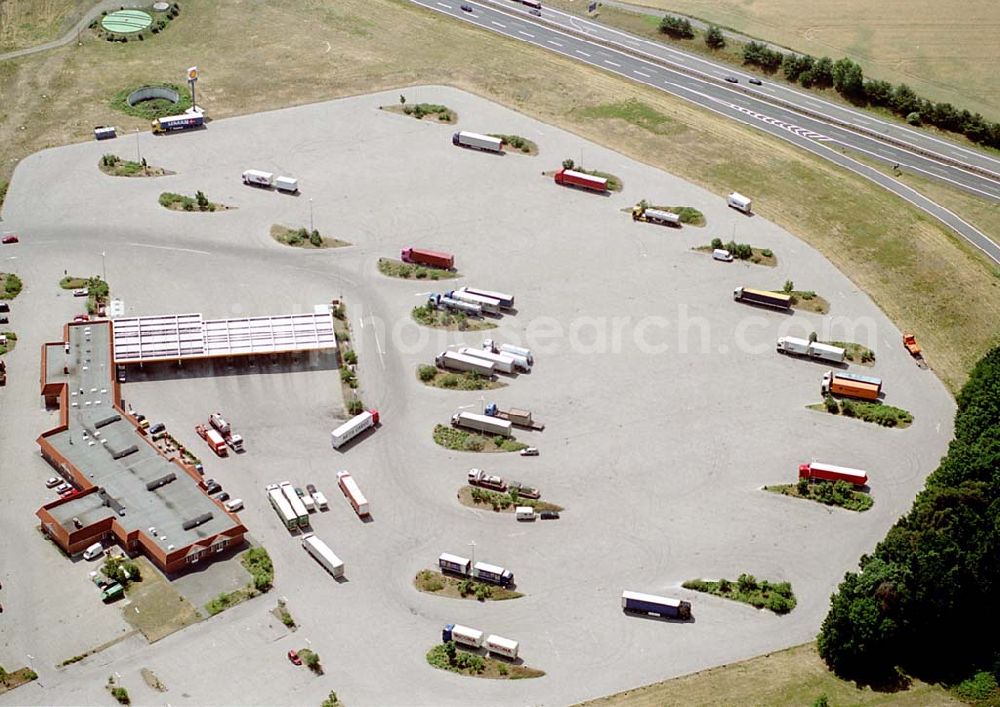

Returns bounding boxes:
[459,287,514,310]
[485,634,519,660]
[484,340,533,366]
[447,290,502,315]
[622,590,692,619]
[798,461,868,487]
[331,410,380,449]
[452,131,504,153]
[151,111,204,134]
[428,293,482,317]
[280,482,310,527]
[451,412,512,437]
[554,168,608,193]
[484,403,545,430]
[727,192,752,214]
[775,337,846,363]
[196,425,228,457]
[436,351,495,376]
[459,347,519,373]
[631,205,681,226]
[437,553,514,586]
[242,169,274,187]
[301,533,344,578]
[209,412,244,452]
[337,470,370,517]
[733,286,792,311]
[442,624,484,648]
[401,247,454,270]
[821,371,881,400]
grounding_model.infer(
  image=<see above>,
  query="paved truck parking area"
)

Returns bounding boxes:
[0,86,956,705]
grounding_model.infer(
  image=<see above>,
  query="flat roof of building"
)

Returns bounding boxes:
[44,321,233,547]
[111,311,336,363]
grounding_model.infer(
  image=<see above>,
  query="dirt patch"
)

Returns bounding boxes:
[123,556,200,642]
[414,569,523,601]
[271,224,351,249]
[380,102,456,123]
[418,366,506,391]
[0,667,37,695]
[140,668,167,692]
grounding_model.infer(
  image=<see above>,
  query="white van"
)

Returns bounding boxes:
[83,542,104,560]
[515,506,536,521]
[712,248,734,262]
[224,498,244,513]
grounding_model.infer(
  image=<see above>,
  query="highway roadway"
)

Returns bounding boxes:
[411,0,1000,264]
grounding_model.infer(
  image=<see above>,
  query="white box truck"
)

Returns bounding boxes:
[331,410,380,449]
[242,169,274,187]
[458,347,518,374]
[312,490,329,510]
[435,351,495,376]
[301,533,344,578]
[275,176,299,193]
[485,634,520,660]
[776,336,846,363]
[442,623,484,648]
[451,412,512,437]
[727,191,752,214]
[451,131,504,153]
[515,506,536,521]
[337,470,370,517]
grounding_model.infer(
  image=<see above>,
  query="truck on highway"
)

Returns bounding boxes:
[467,468,506,491]
[196,425,228,457]
[821,371,881,401]
[484,339,533,366]
[437,553,514,586]
[337,470,370,517]
[436,351,495,376]
[209,412,244,452]
[266,484,299,530]
[331,409,380,449]
[280,482,310,528]
[451,412,512,437]
[242,169,274,187]
[799,461,868,487]
[776,337,846,363]
[447,290,501,315]
[622,590,692,619]
[632,205,681,226]
[452,131,503,153]
[442,624,484,648]
[485,634,519,660]
[459,347,518,374]
[459,287,514,310]
[727,191,752,214]
[554,168,608,193]
[484,403,545,430]
[428,293,482,317]
[733,286,792,311]
[401,247,454,270]
[151,111,204,134]
[301,533,344,578]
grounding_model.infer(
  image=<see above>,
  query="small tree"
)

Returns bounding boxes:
[737,573,758,592]
[797,477,810,495]
[705,25,725,49]
[445,640,458,664]
[562,158,575,170]
[195,190,209,210]
[302,649,321,673]
[711,237,723,249]
[824,394,839,413]
[783,280,795,294]
[309,229,323,247]
[808,331,818,343]
[718,578,732,593]
[399,94,406,106]
[418,365,437,382]
[812,696,830,707]
[322,691,341,707]
[343,349,357,365]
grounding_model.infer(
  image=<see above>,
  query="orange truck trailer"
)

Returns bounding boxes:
[821,370,882,401]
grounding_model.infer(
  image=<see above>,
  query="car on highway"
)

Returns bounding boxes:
[73,288,88,297]
[460,4,472,11]
[1,234,18,244]
[724,76,739,83]
[288,649,302,665]
[520,447,539,456]
[529,7,541,15]
[46,477,61,488]
[749,78,763,85]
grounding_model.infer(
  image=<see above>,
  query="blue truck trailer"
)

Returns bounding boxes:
[622,590,691,619]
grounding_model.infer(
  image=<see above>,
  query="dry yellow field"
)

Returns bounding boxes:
[617,0,1000,121]
[0,0,997,395]
[0,0,86,53]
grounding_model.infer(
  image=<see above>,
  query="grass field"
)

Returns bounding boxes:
[612,0,1000,122]
[578,642,961,707]
[0,0,85,53]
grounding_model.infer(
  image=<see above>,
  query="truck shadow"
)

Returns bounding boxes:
[737,301,794,315]
[623,610,697,624]
[332,423,380,453]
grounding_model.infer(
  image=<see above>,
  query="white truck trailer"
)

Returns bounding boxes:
[442,623,484,648]
[428,293,482,316]
[460,287,514,310]
[331,410,380,449]
[451,412,512,437]
[436,351,495,376]
[458,347,519,374]
[484,339,533,366]
[242,169,274,187]
[451,131,504,153]
[279,482,310,527]
[301,533,344,578]
[274,176,299,193]
[447,290,502,315]
[485,634,520,660]
[643,208,682,226]
[727,191,752,214]
[337,470,370,517]
[776,336,846,363]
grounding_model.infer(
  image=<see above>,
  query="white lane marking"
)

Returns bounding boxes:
[519,30,535,38]
[604,59,621,67]
[358,317,365,329]
[633,70,651,78]
[491,20,506,28]
[547,39,563,47]
[575,49,591,57]
[436,2,451,8]
[371,316,386,368]
[128,243,211,255]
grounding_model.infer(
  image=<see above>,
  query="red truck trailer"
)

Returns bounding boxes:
[798,462,868,487]
[554,169,608,193]
[400,247,454,270]
[196,424,228,457]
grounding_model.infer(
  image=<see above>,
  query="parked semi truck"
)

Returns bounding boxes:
[484,339,533,366]
[331,410,380,449]
[401,247,454,270]
[554,168,608,193]
[151,111,204,134]
[821,371,881,401]
[467,468,506,491]
[733,286,792,311]
[727,191,752,214]
[452,131,503,153]
[241,170,299,193]
[485,634,519,660]
[301,533,344,578]
[776,337,846,363]
[447,290,501,315]
[438,553,515,586]
[436,351,495,376]
[428,293,482,317]
[484,403,545,430]
[459,347,519,373]
[442,623,484,648]
[337,470,370,517]
[631,205,681,226]
[280,482,310,527]
[196,425,228,457]
[622,590,692,619]
[460,287,514,310]
[799,461,868,487]
[451,412,512,437]
[209,412,244,452]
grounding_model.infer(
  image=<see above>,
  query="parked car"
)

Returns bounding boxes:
[1,234,18,244]
[539,510,560,520]
[725,76,739,83]
[73,315,89,322]
[148,422,165,435]
[214,491,230,502]
[0,303,9,312]
[224,498,244,513]
[73,288,88,297]
[749,77,763,85]
[288,649,302,665]
[0,317,7,325]
[712,248,734,262]
[60,488,79,499]
[508,481,540,499]
[294,487,305,498]
[529,7,541,15]
[54,482,71,494]
[520,447,539,457]
[306,483,317,495]
[205,482,221,495]
[46,477,61,488]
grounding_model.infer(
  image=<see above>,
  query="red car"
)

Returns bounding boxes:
[287,649,302,665]
[1,234,18,244]
[73,315,89,323]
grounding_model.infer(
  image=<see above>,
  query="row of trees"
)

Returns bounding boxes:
[659,14,724,49]
[818,345,1000,686]
[741,41,1000,148]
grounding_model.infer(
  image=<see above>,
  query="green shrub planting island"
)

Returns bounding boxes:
[696,239,776,266]
[458,486,563,514]
[159,191,228,212]
[426,643,544,679]
[414,569,524,601]
[683,575,797,614]
[418,366,505,391]
[433,424,527,453]
[271,224,350,249]
[810,396,914,427]
[0,273,23,300]
[488,134,538,155]
[378,258,457,280]
[412,304,496,331]
[764,479,873,512]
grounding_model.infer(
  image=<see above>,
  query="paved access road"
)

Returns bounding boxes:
[412,0,1000,264]
[0,86,956,706]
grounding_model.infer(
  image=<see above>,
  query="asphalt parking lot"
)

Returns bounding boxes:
[0,85,956,706]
